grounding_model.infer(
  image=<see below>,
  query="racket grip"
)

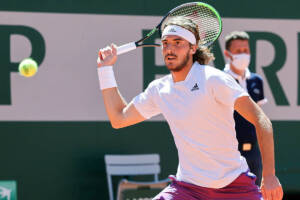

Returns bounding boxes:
[117,42,137,55]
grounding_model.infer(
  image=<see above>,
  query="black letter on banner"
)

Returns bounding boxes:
[211,40,225,70]
[142,30,169,90]
[298,33,300,106]
[248,32,289,106]
[0,25,45,105]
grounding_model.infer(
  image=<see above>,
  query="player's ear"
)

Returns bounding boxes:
[190,44,197,54]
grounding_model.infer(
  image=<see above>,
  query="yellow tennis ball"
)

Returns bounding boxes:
[18,58,38,77]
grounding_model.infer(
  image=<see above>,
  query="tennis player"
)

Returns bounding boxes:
[97,17,283,200]
[223,31,268,187]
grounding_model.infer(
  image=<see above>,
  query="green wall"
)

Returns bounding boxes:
[0,121,299,199]
[0,0,299,19]
[0,122,178,199]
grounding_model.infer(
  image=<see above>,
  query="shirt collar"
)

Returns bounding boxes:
[224,64,251,81]
[172,61,198,85]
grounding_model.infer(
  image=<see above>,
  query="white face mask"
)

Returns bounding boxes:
[229,53,250,71]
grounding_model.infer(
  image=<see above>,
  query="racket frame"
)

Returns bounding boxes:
[102,1,222,57]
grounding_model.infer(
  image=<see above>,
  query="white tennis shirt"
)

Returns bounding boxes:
[132,62,249,188]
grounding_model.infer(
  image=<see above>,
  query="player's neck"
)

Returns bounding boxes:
[171,60,194,83]
[230,64,245,78]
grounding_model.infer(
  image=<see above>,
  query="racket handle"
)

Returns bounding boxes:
[117,42,137,55]
[98,42,137,62]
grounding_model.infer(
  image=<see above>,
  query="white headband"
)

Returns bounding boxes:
[162,25,196,45]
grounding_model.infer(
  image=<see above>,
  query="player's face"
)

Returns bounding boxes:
[228,39,250,55]
[161,35,194,72]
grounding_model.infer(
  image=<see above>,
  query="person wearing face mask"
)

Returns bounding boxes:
[223,31,268,187]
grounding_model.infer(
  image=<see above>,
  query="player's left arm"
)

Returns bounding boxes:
[234,96,283,200]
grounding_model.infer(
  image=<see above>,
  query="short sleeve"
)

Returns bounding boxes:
[210,73,249,107]
[131,82,161,119]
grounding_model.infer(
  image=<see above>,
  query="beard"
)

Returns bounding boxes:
[165,51,190,72]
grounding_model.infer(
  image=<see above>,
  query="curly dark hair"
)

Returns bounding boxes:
[162,16,215,65]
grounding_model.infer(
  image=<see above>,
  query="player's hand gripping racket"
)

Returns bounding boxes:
[99,2,222,59]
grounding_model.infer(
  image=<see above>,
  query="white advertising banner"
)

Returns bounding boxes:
[0,11,299,121]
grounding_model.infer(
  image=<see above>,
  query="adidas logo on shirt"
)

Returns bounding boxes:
[191,83,199,91]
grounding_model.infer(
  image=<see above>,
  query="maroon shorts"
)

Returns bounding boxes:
[153,171,262,200]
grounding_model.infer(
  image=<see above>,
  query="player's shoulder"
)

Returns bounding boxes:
[147,74,172,90]
[196,63,226,75]
[200,64,234,82]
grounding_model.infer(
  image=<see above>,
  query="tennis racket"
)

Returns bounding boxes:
[100,2,222,58]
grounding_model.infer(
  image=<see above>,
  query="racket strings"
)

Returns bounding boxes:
[169,4,221,46]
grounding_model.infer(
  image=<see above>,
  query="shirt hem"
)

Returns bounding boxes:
[176,166,249,189]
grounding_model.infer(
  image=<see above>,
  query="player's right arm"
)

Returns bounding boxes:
[97,44,146,129]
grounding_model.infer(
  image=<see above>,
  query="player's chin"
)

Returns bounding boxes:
[164,59,176,67]
[165,62,176,70]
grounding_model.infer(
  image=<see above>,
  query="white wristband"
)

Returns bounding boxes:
[97,66,117,90]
